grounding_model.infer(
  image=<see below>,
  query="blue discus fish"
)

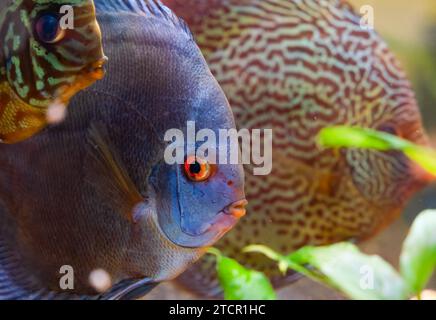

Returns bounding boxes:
[0,0,246,300]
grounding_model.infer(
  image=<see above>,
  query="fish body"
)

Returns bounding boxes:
[164,0,433,295]
[0,0,246,299]
[0,0,106,143]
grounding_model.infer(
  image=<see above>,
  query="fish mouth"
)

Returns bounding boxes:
[83,56,108,80]
[157,199,247,249]
[54,57,108,104]
[183,199,248,237]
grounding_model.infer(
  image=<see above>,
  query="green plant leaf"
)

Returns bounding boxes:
[208,248,276,300]
[318,126,436,176]
[246,243,408,300]
[400,210,436,296]
[289,243,408,300]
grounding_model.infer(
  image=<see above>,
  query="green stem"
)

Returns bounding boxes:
[207,247,222,259]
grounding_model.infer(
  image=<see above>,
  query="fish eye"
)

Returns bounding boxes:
[378,124,399,136]
[35,13,65,44]
[184,156,214,182]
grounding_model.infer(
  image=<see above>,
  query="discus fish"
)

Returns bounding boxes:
[0,0,106,143]
[0,0,246,300]
[164,0,434,296]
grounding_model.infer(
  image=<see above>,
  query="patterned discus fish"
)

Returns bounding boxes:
[0,0,246,300]
[164,0,434,296]
[0,0,106,143]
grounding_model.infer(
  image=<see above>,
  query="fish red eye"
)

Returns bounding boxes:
[35,13,65,44]
[184,156,213,182]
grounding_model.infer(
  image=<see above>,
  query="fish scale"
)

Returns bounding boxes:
[164,0,433,296]
[0,0,105,143]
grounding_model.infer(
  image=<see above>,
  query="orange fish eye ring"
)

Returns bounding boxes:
[183,155,214,182]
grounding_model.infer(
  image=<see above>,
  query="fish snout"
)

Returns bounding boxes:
[158,198,248,249]
[224,199,248,219]
[182,199,248,237]
[85,56,108,80]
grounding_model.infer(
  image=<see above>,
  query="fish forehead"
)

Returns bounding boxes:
[92,10,234,135]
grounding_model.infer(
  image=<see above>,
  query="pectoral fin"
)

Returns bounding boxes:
[85,123,144,222]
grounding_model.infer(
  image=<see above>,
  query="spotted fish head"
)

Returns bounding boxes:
[1,0,106,109]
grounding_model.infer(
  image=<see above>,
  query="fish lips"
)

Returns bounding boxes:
[53,56,108,104]
[82,56,108,80]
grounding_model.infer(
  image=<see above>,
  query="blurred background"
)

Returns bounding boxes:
[147,1,436,299]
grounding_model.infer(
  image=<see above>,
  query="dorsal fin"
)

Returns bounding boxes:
[94,0,194,40]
